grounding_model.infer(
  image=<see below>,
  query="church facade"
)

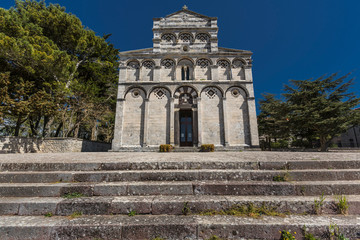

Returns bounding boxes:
[111,7,259,150]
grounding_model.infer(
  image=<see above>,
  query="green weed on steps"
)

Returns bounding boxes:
[199,203,286,218]
[313,193,326,214]
[336,195,349,215]
[62,192,85,199]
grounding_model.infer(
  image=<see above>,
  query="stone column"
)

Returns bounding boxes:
[197,97,202,146]
[222,97,229,147]
[169,97,175,145]
[247,97,260,147]
[111,66,127,151]
[111,99,125,151]
[142,98,150,147]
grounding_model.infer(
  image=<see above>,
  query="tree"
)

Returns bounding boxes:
[283,73,360,151]
[0,0,119,141]
[258,73,360,151]
[257,94,289,150]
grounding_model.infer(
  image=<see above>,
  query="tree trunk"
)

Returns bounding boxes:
[54,122,63,137]
[29,117,36,137]
[14,114,22,136]
[320,136,329,152]
[42,116,54,138]
[73,123,80,138]
[91,119,97,141]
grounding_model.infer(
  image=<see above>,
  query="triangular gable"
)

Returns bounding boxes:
[164,8,216,20]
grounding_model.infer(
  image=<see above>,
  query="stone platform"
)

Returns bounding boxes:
[0,152,360,239]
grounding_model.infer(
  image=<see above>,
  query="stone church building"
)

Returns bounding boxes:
[112,6,259,150]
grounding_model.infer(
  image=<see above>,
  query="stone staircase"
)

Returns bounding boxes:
[0,152,360,239]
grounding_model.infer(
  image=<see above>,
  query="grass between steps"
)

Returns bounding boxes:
[197,203,287,218]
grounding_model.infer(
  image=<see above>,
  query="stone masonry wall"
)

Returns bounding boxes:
[0,137,111,154]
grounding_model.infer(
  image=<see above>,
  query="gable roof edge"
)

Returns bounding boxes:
[163,9,217,20]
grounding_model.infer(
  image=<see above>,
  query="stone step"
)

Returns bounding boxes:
[2,159,360,172]
[1,180,360,197]
[1,152,359,172]
[1,169,360,183]
[0,215,359,240]
[1,195,359,216]
[172,147,200,152]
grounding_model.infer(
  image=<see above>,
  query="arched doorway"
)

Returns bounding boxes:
[174,86,198,147]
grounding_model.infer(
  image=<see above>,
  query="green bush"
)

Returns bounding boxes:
[159,144,174,152]
[200,144,215,152]
[271,140,289,149]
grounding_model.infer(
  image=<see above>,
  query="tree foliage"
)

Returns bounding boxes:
[0,0,119,141]
[258,73,360,151]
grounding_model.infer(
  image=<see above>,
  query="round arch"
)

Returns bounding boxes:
[124,86,147,99]
[225,85,249,97]
[200,85,224,97]
[216,58,231,68]
[195,32,211,42]
[178,32,194,43]
[232,58,247,67]
[177,57,195,66]
[141,59,156,66]
[126,59,140,65]
[160,32,177,42]
[196,57,213,66]
[173,85,199,98]
[147,86,172,99]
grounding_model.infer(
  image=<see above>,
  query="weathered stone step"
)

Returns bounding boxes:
[2,159,360,172]
[1,152,359,172]
[1,181,360,197]
[0,215,359,240]
[1,169,360,183]
[1,195,359,216]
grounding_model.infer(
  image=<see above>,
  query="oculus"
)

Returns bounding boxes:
[131,89,141,98]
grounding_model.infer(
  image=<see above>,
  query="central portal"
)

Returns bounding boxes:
[180,110,193,146]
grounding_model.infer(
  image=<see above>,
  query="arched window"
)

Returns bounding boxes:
[181,66,190,80]
[178,58,194,81]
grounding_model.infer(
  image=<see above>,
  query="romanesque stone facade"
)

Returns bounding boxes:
[112,6,259,150]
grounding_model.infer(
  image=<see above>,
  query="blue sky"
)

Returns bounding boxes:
[2,0,360,109]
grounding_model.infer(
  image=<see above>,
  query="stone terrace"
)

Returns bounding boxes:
[0,152,360,239]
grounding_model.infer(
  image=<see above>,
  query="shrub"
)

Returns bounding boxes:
[291,139,311,148]
[271,140,289,149]
[159,144,174,152]
[200,144,215,152]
